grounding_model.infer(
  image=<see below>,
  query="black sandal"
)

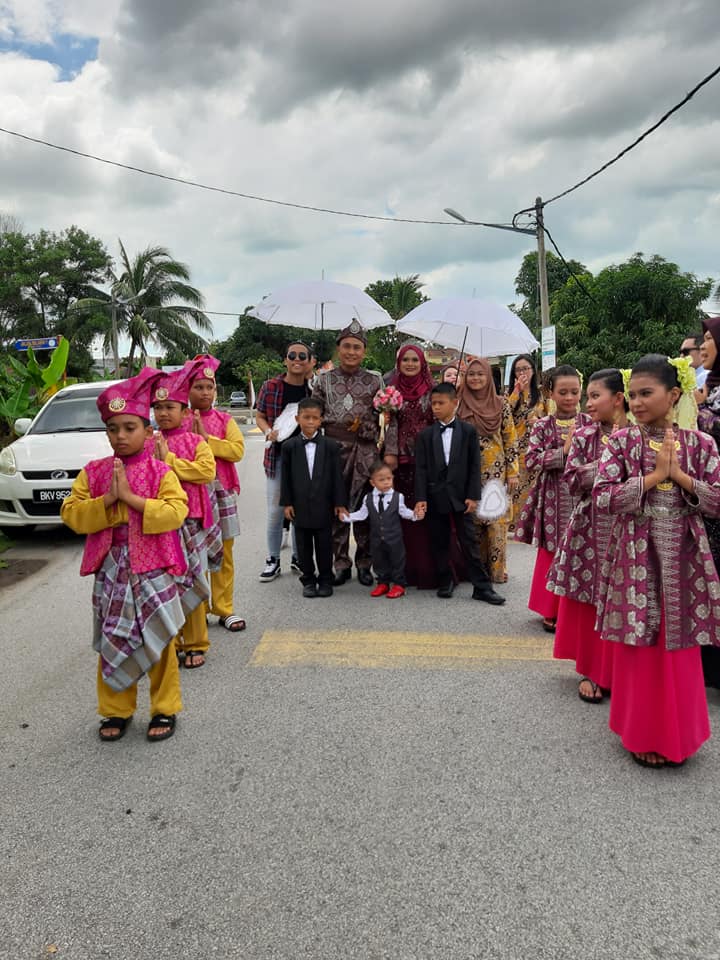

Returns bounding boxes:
[542,618,557,633]
[184,650,205,669]
[99,716,130,742]
[147,714,176,742]
[578,677,605,704]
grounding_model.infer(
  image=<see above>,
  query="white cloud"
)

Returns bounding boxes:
[0,0,717,346]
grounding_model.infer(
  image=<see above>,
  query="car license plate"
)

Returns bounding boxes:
[33,488,72,503]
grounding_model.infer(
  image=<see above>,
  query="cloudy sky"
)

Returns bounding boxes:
[0,0,718,342]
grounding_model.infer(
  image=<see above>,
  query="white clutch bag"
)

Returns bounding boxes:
[475,479,509,522]
[266,403,300,445]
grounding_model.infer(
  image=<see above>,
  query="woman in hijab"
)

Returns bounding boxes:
[384,343,462,587]
[457,358,519,583]
[697,316,720,688]
[506,354,548,531]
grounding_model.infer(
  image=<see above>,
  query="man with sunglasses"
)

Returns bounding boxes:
[256,342,314,581]
[679,334,708,390]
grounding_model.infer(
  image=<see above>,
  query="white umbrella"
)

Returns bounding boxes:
[248,280,393,331]
[396,298,539,358]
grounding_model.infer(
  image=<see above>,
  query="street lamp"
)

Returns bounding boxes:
[110,288,146,377]
[443,200,551,328]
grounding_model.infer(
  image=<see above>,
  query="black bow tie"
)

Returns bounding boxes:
[302,436,317,445]
[439,421,455,432]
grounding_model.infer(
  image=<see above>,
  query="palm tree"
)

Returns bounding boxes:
[70,241,212,375]
[114,241,212,375]
[390,274,426,319]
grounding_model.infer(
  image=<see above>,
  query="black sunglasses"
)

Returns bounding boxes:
[679,347,699,356]
[287,351,309,361]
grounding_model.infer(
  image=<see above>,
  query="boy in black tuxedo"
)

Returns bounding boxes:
[415,383,505,605]
[280,397,347,598]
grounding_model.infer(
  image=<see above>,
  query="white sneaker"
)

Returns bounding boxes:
[259,557,281,582]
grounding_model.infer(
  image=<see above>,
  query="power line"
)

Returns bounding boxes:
[0,125,501,227]
[516,62,720,218]
[543,225,597,304]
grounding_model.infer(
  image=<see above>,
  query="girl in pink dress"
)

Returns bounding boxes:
[547,369,628,703]
[514,365,590,632]
[594,354,720,768]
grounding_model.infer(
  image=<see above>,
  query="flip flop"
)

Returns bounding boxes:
[218,615,246,632]
[578,677,604,704]
[184,650,206,669]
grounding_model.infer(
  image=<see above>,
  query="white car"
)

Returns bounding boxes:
[0,380,117,529]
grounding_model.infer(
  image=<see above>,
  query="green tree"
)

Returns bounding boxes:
[112,241,212,375]
[0,226,112,377]
[550,253,712,375]
[213,312,309,391]
[512,251,587,335]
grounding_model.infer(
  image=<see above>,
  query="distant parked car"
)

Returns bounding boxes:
[228,390,247,408]
[0,381,115,529]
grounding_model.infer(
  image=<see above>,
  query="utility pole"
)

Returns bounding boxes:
[535,196,550,329]
[110,295,120,377]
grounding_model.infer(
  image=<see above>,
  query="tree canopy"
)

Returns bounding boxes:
[0,226,112,377]
[550,253,712,373]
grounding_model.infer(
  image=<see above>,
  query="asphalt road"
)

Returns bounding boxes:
[2,427,720,960]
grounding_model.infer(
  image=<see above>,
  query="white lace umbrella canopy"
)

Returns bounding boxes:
[396,298,540,357]
[248,280,393,331]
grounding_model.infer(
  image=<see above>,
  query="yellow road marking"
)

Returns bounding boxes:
[249,629,555,669]
[247,427,263,434]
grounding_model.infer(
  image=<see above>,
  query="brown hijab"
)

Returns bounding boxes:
[457,358,504,436]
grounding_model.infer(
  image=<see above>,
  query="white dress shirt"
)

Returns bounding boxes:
[343,489,417,523]
[302,431,319,477]
[440,418,456,466]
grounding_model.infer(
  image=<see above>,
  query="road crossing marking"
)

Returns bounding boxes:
[249,629,555,669]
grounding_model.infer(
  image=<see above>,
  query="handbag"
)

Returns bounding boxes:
[475,478,509,522]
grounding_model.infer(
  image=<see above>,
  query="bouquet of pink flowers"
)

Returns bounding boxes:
[373,385,403,447]
[372,385,403,414]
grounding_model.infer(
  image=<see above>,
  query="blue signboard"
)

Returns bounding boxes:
[14,337,61,352]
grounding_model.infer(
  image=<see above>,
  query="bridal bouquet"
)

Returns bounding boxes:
[372,385,404,415]
[373,385,403,446]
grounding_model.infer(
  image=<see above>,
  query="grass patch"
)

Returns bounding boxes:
[0,529,12,569]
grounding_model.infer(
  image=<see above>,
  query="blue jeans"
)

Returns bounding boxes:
[266,464,297,559]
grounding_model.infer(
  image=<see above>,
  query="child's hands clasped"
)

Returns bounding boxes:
[154,433,169,461]
[414,501,427,520]
[192,410,209,440]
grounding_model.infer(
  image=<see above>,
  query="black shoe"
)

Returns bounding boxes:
[333,568,352,586]
[302,584,318,598]
[436,582,455,599]
[290,555,302,574]
[472,586,506,605]
[317,584,334,598]
[356,568,374,587]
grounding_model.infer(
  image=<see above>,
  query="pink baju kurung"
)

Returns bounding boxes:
[547,422,617,687]
[593,424,720,761]
[514,413,591,619]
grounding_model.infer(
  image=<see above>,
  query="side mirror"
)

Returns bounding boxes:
[13,418,32,436]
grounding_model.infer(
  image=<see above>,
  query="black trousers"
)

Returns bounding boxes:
[371,539,407,586]
[295,525,334,587]
[427,508,491,590]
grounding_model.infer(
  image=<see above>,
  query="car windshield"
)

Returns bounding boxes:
[30,388,106,434]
